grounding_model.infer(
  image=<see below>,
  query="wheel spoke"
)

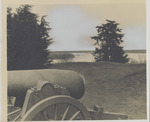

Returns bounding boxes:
[69,111,80,120]
[12,114,21,121]
[8,108,21,116]
[42,111,49,120]
[61,105,70,120]
[54,104,57,120]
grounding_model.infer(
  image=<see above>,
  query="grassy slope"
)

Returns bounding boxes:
[49,62,146,119]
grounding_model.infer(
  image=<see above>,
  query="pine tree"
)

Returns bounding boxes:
[91,20,129,63]
[7,5,53,70]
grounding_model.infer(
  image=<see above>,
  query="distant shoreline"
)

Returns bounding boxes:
[51,50,146,54]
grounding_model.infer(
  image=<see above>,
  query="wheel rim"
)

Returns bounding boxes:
[21,95,91,121]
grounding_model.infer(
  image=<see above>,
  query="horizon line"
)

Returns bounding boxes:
[50,49,146,53]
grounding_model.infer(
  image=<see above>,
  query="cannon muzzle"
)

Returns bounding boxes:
[8,69,85,99]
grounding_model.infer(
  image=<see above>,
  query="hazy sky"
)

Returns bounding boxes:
[10,0,146,51]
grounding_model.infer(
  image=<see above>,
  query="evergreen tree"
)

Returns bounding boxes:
[7,5,53,70]
[91,20,129,63]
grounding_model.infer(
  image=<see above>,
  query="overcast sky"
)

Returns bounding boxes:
[10,0,146,51]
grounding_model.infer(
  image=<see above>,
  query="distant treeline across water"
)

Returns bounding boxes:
[51,50,146,54]
[50,50,146,64]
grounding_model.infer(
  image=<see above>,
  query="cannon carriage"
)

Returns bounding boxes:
[8,69,128,121]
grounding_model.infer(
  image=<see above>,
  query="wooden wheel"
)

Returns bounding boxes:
[8,105,22,121]
[21,95,91,121]
[8,96,22,121]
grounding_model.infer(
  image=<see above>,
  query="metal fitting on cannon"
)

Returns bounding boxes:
[21,80,70,117]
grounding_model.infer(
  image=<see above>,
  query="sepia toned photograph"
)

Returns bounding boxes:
[4,0,147,121]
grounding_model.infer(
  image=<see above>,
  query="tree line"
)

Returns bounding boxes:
[7,5,128,70]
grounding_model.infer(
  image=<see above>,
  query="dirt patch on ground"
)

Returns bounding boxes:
[50,62,147,119]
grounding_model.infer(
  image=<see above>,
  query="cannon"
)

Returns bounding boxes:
[7,69,128,121]
[8,69,85,107]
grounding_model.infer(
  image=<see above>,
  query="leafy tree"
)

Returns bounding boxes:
[7,5,53,70]
[91,20,129,63]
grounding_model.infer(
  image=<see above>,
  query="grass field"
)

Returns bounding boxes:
[49,62,146,119]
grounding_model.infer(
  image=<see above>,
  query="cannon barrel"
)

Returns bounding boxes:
[8,69,85,99]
